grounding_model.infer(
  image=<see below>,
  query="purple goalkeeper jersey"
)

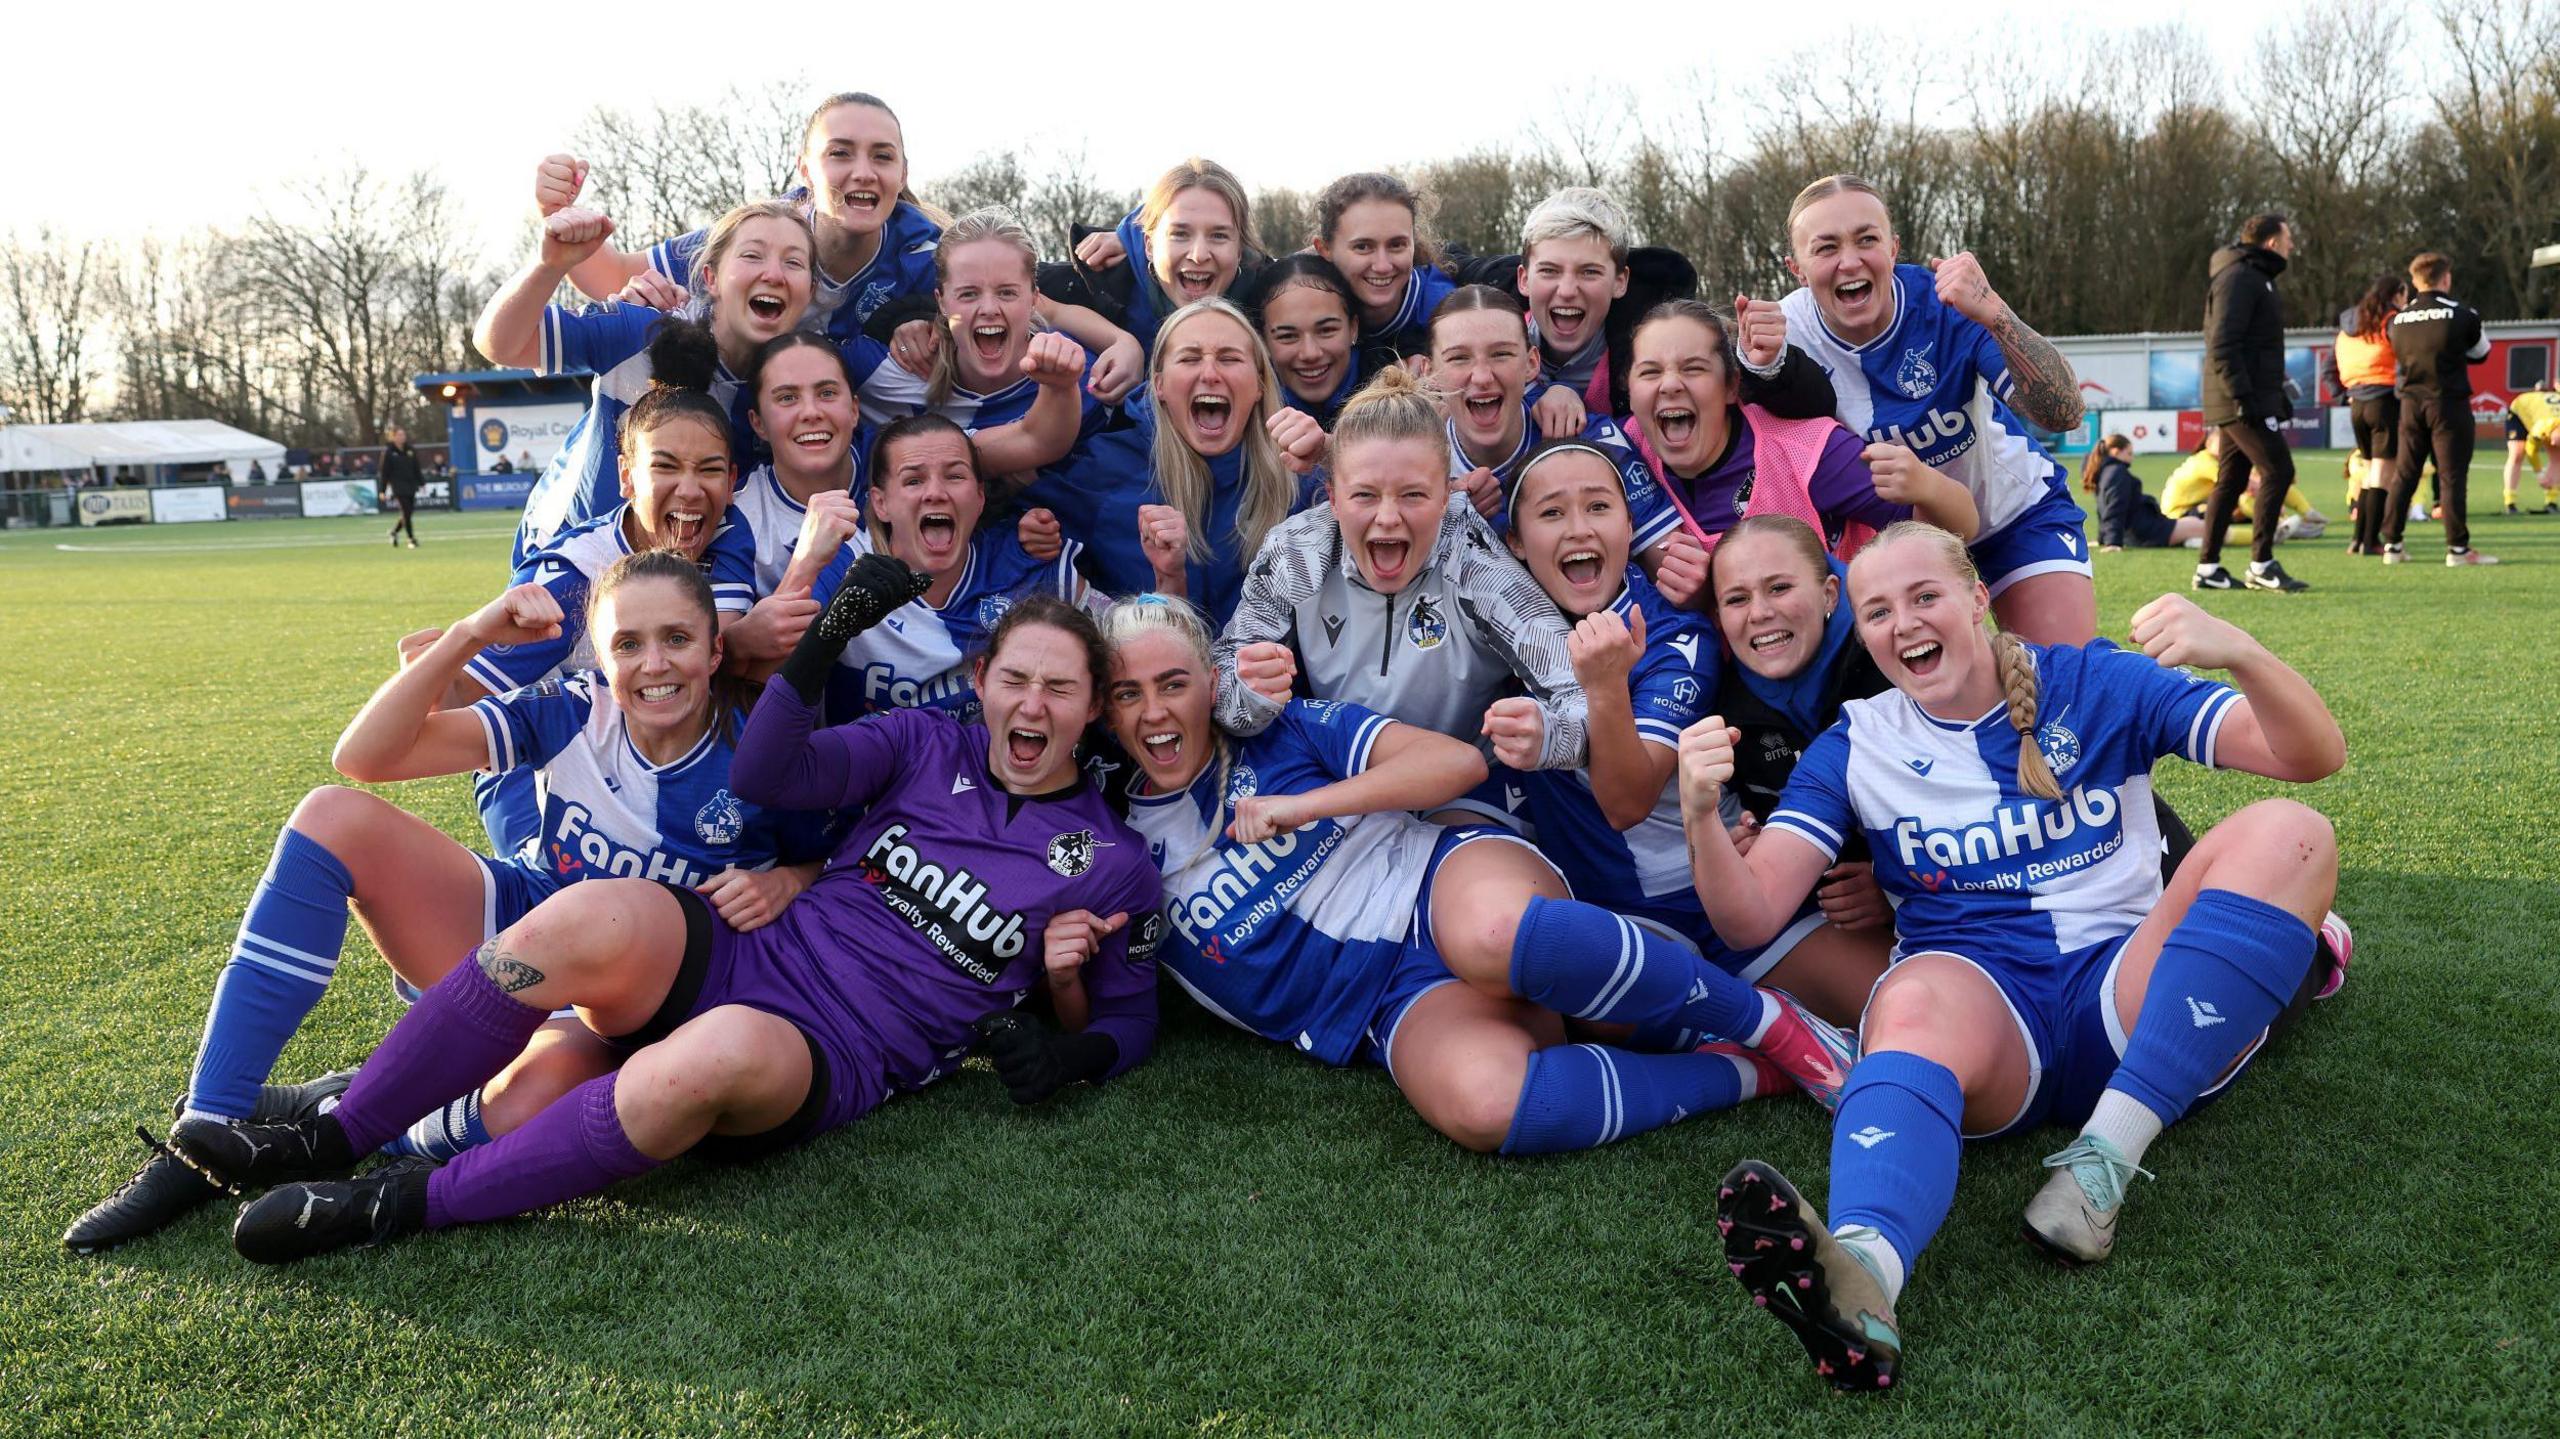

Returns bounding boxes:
[727,677,1163,1087]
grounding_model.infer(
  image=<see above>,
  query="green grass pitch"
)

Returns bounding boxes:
[2,459,2554,1436]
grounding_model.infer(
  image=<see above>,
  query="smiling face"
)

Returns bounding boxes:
[619,415,736,559]
[1156,310,1264,456]
[1260,281,1355,406]
[1318,197,1419,327]
[594,575,719,747]
[801,101,907,242]
[1712,528,1837,680]
[1150,187,1245,305]
[1333,434,1447,595]
[1520,234,1627,359]
[1432,307,1536,458]
[1505,451,1630,618]
[940,237,1038,393]
[974,621,1100,793]
[870,429,983,580]
[709,216,814,352]
[1846,533,1997,716]
[751,343,856,484]
[1107,627,1217,794]
[1787,189,1899,346]
[1629,314,1737,474]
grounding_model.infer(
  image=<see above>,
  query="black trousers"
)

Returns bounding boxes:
[2386,394,2474,551]
[2200,418,2295,567]
[389,491,417,541]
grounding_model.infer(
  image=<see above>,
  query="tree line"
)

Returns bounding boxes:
[3,0,2553,452]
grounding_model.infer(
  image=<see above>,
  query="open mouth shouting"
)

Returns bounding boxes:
[1188,392,1233,444]
[968,321,1010,368]
[1829,275,1878,322]
[1897,639,1943,677]
[1366,536,1412,587]
[1557,547,1605,592]
[1653,403,1698,451]
[914,509,960,563]
[1545,304,1589,345]
[842,188,883,222]
[1138,726,1185,773]
[1461,390,1505,434]
[745,288,791,327]
[660,509,708,553]
[1004,726,1051,771]
[1171,265,1220,301]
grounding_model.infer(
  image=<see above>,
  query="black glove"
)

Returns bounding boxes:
[778,553,932,704]
[971,1011,1118,1106]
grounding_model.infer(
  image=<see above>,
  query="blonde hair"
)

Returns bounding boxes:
[930,207,1042,407]
[1786,174,1890,240]
[1332,363,1448,462]
[1520,186,1630,266]
[1099,594,1237,857]
[1148,299,1295,566]
[1856,521,2062,801]
[691,200,815,311]
[1139,158,1259,310]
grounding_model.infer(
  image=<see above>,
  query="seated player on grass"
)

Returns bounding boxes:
[1100,593,1855,1159]
[1498,471,1895,1031]
[65,551,818,1253]
[1679,520,2346,1392]
[168,583,1164,1264]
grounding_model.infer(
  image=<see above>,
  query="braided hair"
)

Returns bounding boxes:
[1857,521,2062,801]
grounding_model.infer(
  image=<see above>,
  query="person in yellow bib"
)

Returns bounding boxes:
[2504,381,2559,515]
[2162,430,2321,539]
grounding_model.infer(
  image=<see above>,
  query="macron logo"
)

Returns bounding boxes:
[951,775,975,795]
[1849,1126,1895,1149]
[1686,978,1713,1004]
[1907,758,1933,776]
[2187,996,2226,1028]
[1669,634,1701,667]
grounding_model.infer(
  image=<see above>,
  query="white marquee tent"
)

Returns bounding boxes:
[0,420,287,481]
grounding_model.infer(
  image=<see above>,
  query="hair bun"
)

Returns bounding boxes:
[645,317,722,394]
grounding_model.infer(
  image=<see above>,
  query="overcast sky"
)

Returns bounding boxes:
[14,2,2282,257]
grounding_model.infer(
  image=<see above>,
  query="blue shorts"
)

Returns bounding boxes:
[1872,935,2268,1139]
[1698,903,1832,984]
[1433,766,1533,834]
[1360,825,1560,1074]
[475,855,565,938]
[1971,488,2094,598]
[474,766,541,862]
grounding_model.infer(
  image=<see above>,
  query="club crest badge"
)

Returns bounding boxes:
[2036,722,2082,777]
[977,593,1013,630]
[695,788,745,846]
[1406,594,1448,651]
[1046,829,1097,878]
[1896,342,1939,399]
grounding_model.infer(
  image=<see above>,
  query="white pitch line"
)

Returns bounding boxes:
[45,528,518,554]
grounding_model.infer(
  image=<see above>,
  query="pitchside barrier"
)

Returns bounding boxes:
[2062,407,2362,454]
[44,475,498,528]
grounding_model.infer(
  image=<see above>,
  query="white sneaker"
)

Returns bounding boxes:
[2382,545,2409,565]
[2446,549,2502,567]
[2023,1134,2150,1267]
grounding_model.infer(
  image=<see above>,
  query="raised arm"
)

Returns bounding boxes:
[1676,717,1835,950]
[732,554,935,810]
[2127,595,2344,783]
[474,209,618,370]
[969,333,1090,475]
[334,584,564,783]
[1226,721,1488,844]
[1460,526,1590,769]
[1210,513,1329,737]
[1929,252,2084,433]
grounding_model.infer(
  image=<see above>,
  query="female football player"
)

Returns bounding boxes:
[1683,521,2343,1391]
[176,585,1163,1263]
[66,551,815,1253]
[1772,175,2098,645]
[1018,298,1324,624]
[1249,254,1364,428]
[1106,594,1852,1157]
[1044,158,1264,356]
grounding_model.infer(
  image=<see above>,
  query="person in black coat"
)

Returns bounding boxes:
[381,427,424,548]
[2384,252,2499,566]
[2196,212,2308,592]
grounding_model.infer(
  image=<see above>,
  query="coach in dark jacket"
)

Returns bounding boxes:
[381,427,423,549]
[2384,252,2497,565]
[2195,213,2307,591]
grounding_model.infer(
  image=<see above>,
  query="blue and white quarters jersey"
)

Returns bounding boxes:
[850,339,1113,446]
[1779,264,2075,539]
[464,503,758,698]
[515,302,757,565]
[812,526,1094,724]
[1450,399,1678,554]
[648,196,942,345]
[1765,640,2241,971]
[471,672,790,896]
[731,464,872,600]
[1124,700,1441,1067]
[1513,570,1721,925]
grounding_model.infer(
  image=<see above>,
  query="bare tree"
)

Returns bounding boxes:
[571,78,812,244]
[2424,0,2560,316]
[0,228,108,424]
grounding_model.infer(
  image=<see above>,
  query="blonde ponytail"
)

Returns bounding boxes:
[1993,631,2064,800]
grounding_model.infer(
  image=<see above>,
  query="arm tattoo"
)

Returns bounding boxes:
[1986,306,2086,432]
[474,940,546,994]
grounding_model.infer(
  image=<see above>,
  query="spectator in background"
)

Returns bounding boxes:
[247,460,268,483]
[489,453,515,474]
[382,426,424,549]
[2385,252,2497,567]
[2082,434,2202,551]
[2323,272,2405,555]
[2196,212,2308,592]
[516,449,534,471]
